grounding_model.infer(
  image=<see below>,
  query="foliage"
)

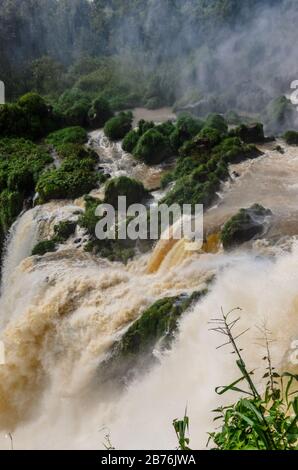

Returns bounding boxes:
[88,96,113,128]
[36,145,99,202]
[207,309,298,450]
[104,112,133,141]
[104,176,148,207]
[122,130,140,153]
[31,239,57,256]
[173,412,191,451]
[0,137,52,255]
[99,291,206,384]
[53,221,77,242]
[133,128,173,165]
[170,114,204,151]
[0,93,60,139]
[46,127,88,146]
[203,113,228,135]
[283,130,298,145]
[220,204,272,249]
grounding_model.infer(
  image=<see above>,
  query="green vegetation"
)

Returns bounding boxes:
[78,196,136,263]
[283,130,298,145]
[170,114,203,151]
[53,221,77,242]
[104,112,133,141]
[99,290,206,384]
[174,309,298,450]
[208,309,298,450]
[203,113,228,135]
[32,239,57,256]
[133,128,173,165]
[161,134,261,208]
[45,127,88,146]
[104,176,148,207]
[0,93,60,139]
[88,96,114,128]
[0,138,52,258]
[220,204,272,250]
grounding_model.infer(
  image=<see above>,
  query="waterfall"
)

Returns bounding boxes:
[0,137,297,449]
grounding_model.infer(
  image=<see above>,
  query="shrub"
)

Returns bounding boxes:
[0,93,60,139]
[104,112,133,140]
[36,165,98,202]
[203,113,228,134]
[104,176,148,207]
[88,96,113,128]
[133,128,172,164]
[283,130,298,145]
[233,123,265,143]
[32,240,57,256]
[46,127,88,146]
[122,130,140,153]
[170,114,204,151]
[55,89,91,127]
[53,221,77,241]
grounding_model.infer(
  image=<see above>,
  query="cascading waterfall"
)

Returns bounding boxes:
[0,133,297,449]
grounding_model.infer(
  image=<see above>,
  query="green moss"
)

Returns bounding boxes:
[36,165,98,202]
[53,221,77,242]
[46,126,88,146]
[220,204,272,250]
[88,96,113,128]
[203,113,228,134]
[122,130,140,153]
[104,176,148,207]
[99,290,207,384]
[0,138,52,255]
[133,128,172,164]
[104,112,133,140]
[32,239,57,256]
[283,130,298,145]
[0,93,60,140]
[170,114,204,151]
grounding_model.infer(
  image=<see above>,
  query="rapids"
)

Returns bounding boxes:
[0,127,297,449]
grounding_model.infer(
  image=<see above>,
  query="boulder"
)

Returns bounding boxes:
[221,204,272,250]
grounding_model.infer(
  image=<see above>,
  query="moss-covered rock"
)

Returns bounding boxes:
[104,111,133,140]
[283,130,298,145]
[122,130,140,153]
[32,239,57,256]
[53,221,77,242]
[220,204,272,250]
[233,123,265,143]
[98,290,207,384]
[88,96,113,128]
[104,176,148,207]
[46,126,88,146]
[203,113,228,135]
[170,113,204,151]
[133,128,173,164]
[36,165,98,202]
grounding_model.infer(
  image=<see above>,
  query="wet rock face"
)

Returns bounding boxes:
[220,204,272,250]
